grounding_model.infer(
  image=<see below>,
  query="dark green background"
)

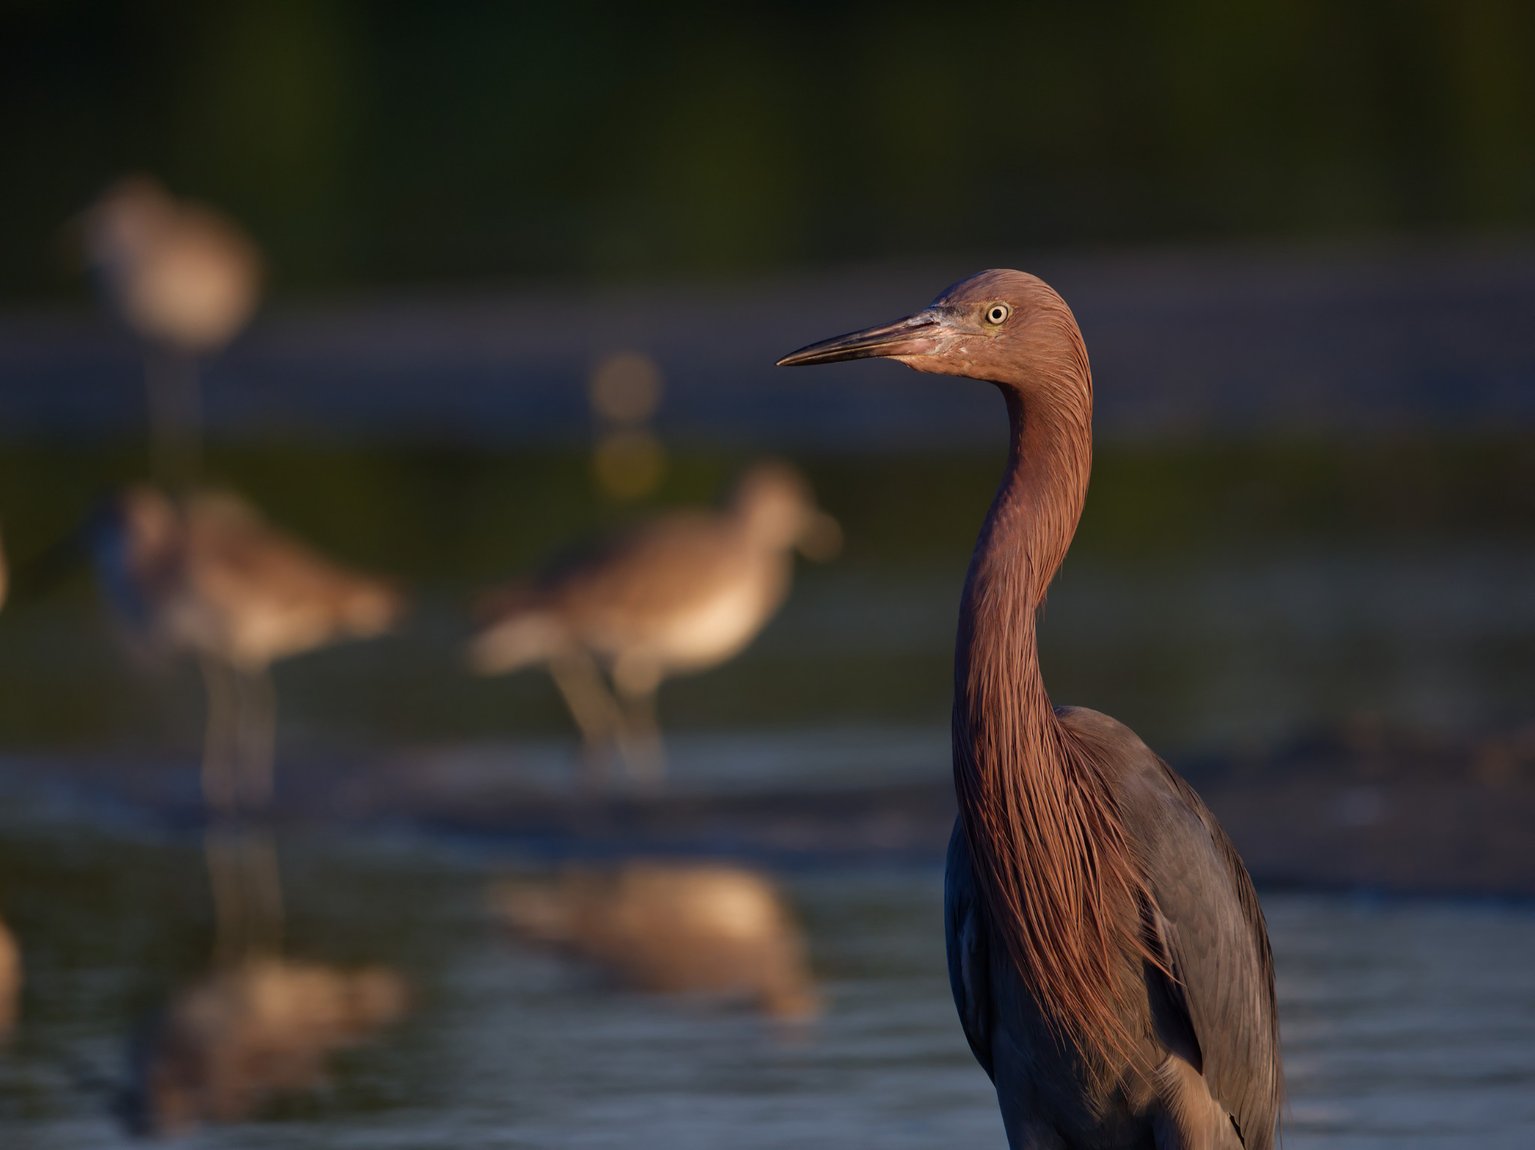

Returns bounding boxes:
[4,1,1534,295]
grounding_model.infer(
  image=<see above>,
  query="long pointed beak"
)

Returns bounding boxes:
[776,309,944,367]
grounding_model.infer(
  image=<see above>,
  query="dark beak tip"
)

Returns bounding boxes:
[773,312,941,371]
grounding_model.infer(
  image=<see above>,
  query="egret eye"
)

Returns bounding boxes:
[984,303,1011,326]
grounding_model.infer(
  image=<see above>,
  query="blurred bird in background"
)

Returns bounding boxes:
[494,861,819,1022]
[90,485,404,814]
[77,176,262,488]
[89,486,404,960]
[469,460,841,785]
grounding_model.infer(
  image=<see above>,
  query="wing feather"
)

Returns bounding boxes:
[944,821,995,1083]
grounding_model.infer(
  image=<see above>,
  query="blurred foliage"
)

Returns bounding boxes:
[3,0,1534,297]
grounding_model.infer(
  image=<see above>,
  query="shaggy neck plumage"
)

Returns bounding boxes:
[953,386,1082,791]
[952,360,1150,1078]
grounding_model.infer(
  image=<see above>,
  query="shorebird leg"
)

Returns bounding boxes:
[238,826,285,956]
[612,654,666,786]
[204,824,285,963]
[546,650,625,787]
[199,655,239,812]
[205,826,248,964]
[233,666,277,809]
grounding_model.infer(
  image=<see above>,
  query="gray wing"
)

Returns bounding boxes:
[1061,708,1281,1150]
[1137,761,1280,1150]
[944,819,995,1082]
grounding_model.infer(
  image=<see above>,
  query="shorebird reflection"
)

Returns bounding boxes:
[120,958,408,1137]
[494,860,820,1021]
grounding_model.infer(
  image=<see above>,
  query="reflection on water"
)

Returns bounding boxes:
[204,826,286,965]
[1,810,1532,1148]
[120,958,408,1137]
[114,819,407,1139]
[494,861,820,1021]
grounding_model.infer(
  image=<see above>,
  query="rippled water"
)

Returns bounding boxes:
[1,806,1532,1150]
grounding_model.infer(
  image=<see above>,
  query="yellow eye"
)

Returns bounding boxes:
[984,303,1010,325]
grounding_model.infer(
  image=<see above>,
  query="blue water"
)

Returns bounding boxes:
[1,814,1532,1150]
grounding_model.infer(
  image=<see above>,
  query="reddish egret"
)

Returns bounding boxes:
[91,486,403,812]
[779,270,1280,1149]
[80,177,262,486]
[495,861,820,1020]
[469,460,840,784]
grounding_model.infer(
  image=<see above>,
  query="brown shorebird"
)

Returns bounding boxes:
[122,958,408,1137]
[91,485,403,812]
[91,486,402,959]
[780,270,1280,1150]
[469,460,840,784]
[494,861,819,1021]
[79,176,262,486]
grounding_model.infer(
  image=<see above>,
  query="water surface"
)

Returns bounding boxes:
[1,803,1532,1149]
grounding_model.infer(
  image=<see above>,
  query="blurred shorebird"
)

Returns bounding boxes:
[91,485,403,812]
[79,176,263,486]
[468,461,840,785]
[495,861,819,1021]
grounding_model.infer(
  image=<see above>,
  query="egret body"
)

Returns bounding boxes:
[779,271,1280,1150]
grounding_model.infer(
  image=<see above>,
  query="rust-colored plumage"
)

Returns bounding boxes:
[944,288,1157,1080]
[780,270,1280,1149]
